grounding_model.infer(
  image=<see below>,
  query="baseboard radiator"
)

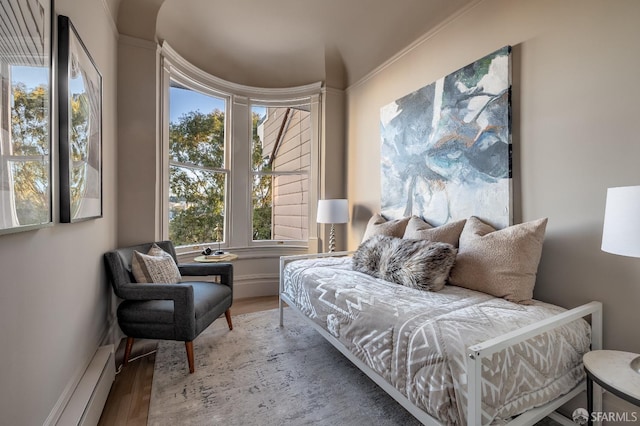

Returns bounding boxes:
[56,345,115,426]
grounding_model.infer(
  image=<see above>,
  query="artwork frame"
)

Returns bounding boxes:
[0,0,53,235]
[58,15,103,223]
[380,46,512,229]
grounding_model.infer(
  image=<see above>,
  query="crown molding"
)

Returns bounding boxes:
[160,42,322,101]
[119,34,157,50]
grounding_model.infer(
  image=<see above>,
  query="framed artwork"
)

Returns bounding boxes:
[380,46,512,229]
[0,0,53,235]
[58,15,103,223]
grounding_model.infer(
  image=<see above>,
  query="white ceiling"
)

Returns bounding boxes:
[115,0,478,89]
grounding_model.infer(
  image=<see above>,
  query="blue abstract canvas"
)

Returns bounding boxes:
[380,46,512,229]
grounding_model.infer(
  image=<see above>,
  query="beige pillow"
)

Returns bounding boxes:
[448,216,548,304]
[403,216,466,247]
[361,214,410,242]
[132,243,182,284]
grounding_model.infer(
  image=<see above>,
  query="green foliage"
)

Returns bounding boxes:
[168,110,273,246]
[251,112,272,240]
[10,83,50,225]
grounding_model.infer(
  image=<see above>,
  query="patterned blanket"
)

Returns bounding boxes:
[282,257,591,425]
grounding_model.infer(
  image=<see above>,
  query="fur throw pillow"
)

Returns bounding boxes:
[352,235,457,291]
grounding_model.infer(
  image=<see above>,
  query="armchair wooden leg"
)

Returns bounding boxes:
[123,337,134,366]
[185,341,195,374]
[225,309,233,330]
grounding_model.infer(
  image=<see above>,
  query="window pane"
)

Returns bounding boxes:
[9,159,49,225]
[168,80,227,247]
[251,103,310,242]
[10,66,49,156]
[252,173,308,241]
[252,174,272,240]
[1,65,50,227]
[170,83,225,169]
[169,165,226,246]
[252,105,311,173]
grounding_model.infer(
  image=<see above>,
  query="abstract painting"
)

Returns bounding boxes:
[380,46,512,229]
[58,15,103,222]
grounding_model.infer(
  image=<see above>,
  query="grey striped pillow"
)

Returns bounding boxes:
[131,244,181,284]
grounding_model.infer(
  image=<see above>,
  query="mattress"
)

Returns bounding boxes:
[282,257,591,425]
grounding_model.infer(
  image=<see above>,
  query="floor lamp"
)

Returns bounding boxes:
[317,199,349,252]
[601,185,640,373]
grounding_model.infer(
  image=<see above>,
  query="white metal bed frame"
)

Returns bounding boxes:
[279,251,604,426]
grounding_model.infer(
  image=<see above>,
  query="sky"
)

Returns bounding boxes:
[170,86,225,123]
[11,66,48,88]
[12,65,85,95]
[170,86,266,124]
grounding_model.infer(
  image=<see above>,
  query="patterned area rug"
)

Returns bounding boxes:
[148,308,421,425]
[148,308,563,425]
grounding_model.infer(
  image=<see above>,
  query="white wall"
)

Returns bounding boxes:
[0,0,119,424]
[347,0,640,357]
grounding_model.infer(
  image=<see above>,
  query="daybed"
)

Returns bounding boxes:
[278,216,603,426]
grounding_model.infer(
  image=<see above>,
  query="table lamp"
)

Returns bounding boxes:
[601,185,640,373]
[317,199,349,252]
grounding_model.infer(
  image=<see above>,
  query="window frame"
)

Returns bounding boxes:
[167,77,230,246]
[160,42,322,254]
[249,100,313,247]
[164,74,231,248]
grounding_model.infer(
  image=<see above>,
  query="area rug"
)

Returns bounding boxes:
[148,308,421,425]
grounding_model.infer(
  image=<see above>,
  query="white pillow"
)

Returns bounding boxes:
[131,243,181,284]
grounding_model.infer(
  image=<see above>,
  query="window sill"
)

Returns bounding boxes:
[176,244,309,262]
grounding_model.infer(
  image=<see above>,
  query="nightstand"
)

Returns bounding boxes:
[584,350,640,425]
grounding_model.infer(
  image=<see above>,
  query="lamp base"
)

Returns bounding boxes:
[328,224,336,252]
[631,356,640,374]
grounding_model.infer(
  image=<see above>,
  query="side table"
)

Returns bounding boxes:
[194,253,238,263]
[584,350,640,425]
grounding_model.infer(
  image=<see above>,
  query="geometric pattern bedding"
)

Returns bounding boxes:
[282,257,591,425]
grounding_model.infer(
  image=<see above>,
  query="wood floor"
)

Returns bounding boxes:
[97,295,280,426]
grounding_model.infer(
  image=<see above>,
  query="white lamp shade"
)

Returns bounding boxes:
[317,199,349,224]
[602,185,640,258]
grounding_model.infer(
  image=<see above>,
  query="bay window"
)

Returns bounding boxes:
[161,44,320,252]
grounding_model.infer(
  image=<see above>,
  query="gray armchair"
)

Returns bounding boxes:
[104,240,233,373]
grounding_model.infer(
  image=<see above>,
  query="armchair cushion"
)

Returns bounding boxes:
[191,281,232,318]
[132,243,181,284]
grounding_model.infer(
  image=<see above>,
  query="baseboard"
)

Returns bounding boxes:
[233,273,279,299]
[47,345,115,426]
